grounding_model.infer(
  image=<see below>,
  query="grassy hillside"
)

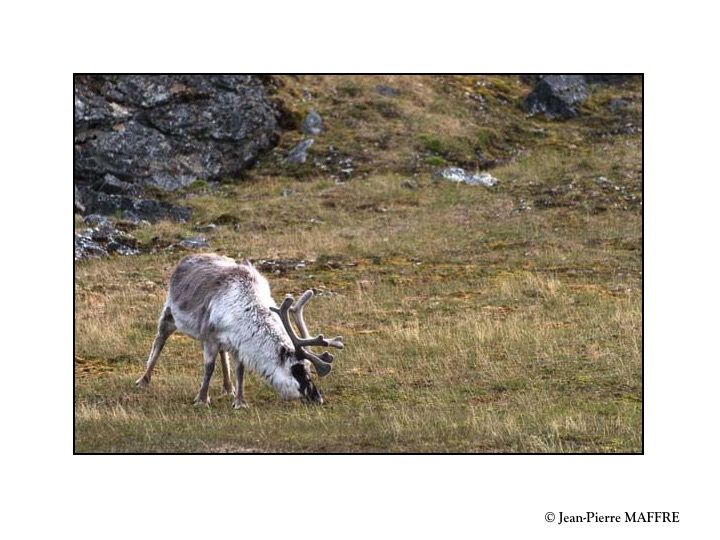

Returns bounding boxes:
[74,75,642,453]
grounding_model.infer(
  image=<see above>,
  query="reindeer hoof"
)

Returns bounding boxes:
[232,399,248,410]
[221,387,236,397]
[194,396,211,407]
[135,376,150,389]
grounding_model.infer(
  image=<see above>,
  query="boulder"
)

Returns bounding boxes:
[74,75,281,190]
[524,75,589,119]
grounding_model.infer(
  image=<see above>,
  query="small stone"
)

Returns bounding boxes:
[401,179,419,190]
[375,84,400,97]
[432,167,498,187]
[302,109,323,135]
[286,139,314,164]
[178,236,209,249]
[608,98,630,113]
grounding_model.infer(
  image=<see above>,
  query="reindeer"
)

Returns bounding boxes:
[135,254,343,407]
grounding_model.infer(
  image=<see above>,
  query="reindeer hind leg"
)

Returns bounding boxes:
[232,355,247,409]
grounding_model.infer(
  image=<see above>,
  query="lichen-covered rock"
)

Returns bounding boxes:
[524,75,589,119]
[74,75,281,190]
[432,167,498,187]
[74,233,108,260]
[465,172,499,187]
[74,217,140,260]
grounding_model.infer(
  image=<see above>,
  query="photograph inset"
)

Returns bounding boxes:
[74,75,642,453]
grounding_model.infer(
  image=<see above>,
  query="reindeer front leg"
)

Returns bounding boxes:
[194,341,218,406]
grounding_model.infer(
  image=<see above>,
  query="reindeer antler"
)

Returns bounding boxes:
[290,290,345,354]
[270,290,343,377]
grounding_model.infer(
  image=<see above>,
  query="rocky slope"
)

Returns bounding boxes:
[74,74,641,260]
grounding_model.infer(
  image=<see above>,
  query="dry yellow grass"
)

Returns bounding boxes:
[75,182,641,452]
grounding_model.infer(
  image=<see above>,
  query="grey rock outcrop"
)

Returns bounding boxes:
[74,75,281,190]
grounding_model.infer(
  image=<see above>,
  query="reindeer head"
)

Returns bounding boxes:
[271,290,344,404]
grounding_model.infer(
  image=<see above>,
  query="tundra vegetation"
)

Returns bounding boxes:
[75,75,642,453]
